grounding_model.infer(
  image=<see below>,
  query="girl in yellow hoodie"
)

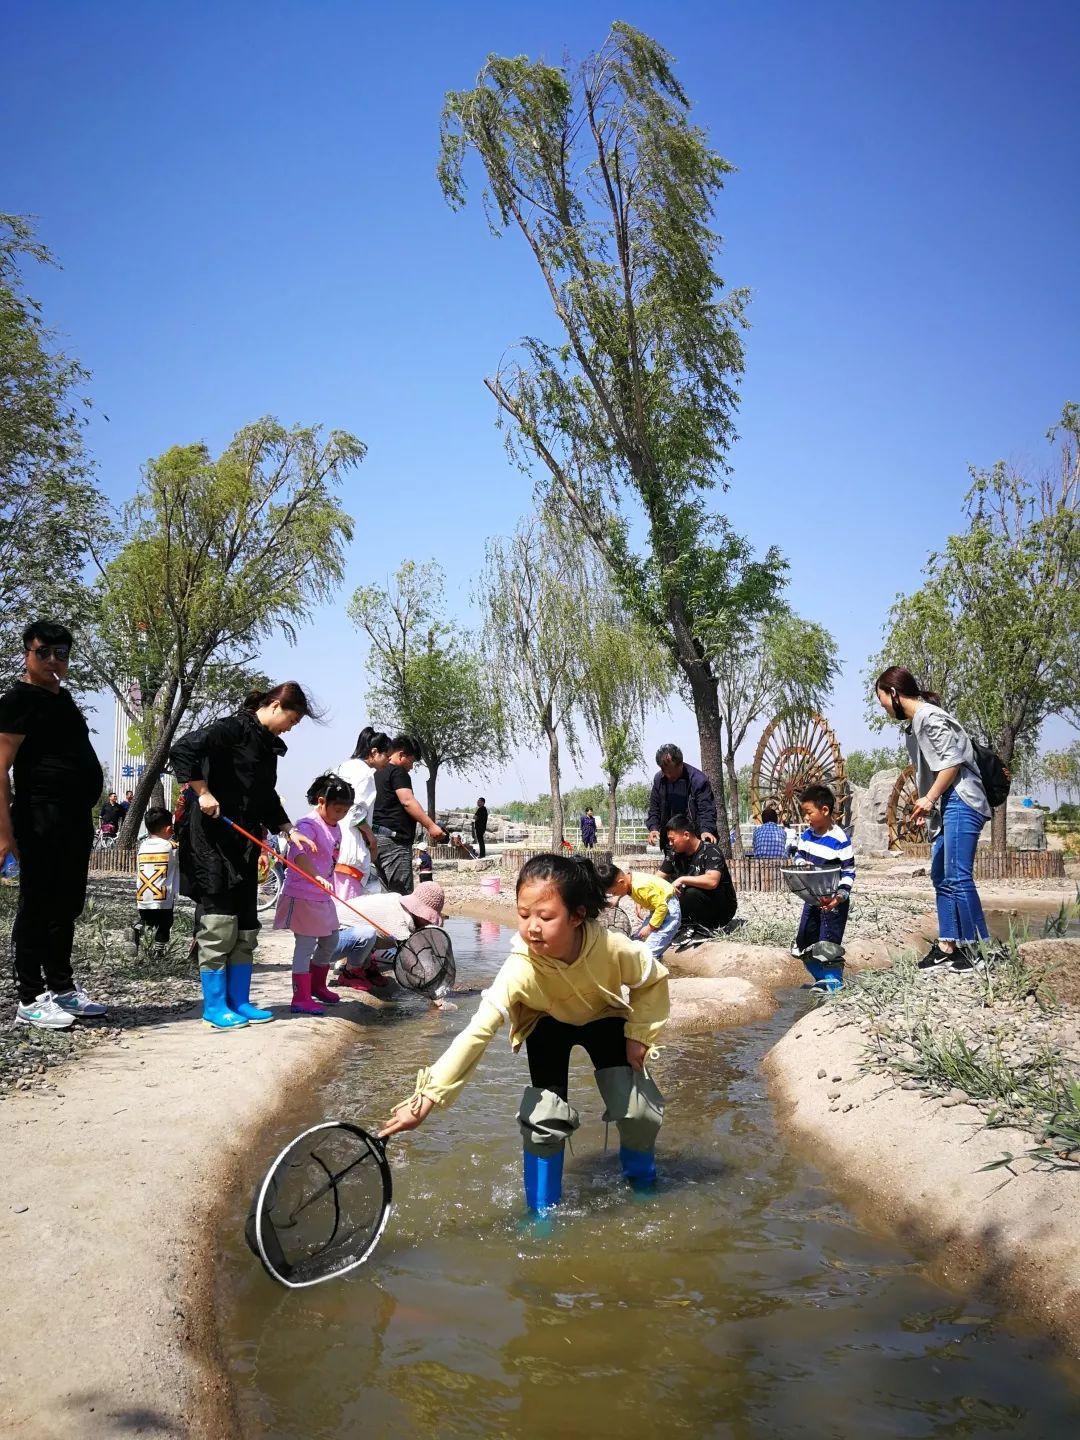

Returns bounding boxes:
[380,854,669,1211]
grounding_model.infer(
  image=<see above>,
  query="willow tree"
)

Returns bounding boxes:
[868,404,1080,850]
[349,559,499,813]
[87,418,362,845]
[715,610,838,854]
[479,517,589,848]
[439,22,786,855]
[578,605,668,850]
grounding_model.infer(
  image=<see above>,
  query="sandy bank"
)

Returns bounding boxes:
[766,1004,1080,1359]
[0,932,375,1439]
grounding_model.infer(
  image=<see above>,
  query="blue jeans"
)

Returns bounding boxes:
[796,898,849,951]
[931,789,989,943]
[636,897,682,958]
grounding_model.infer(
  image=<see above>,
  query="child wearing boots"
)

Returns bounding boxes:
[274,773,353,1015]
[789,785,855,992]
[378,855,669,1213]
[131,807,179,955]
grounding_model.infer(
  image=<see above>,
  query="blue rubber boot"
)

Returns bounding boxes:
[802,957,829,987]
[523,1149,564,1213]
[810,965,845,994]
[620,1145,657,1189]
[200,967,249,1030]
[225,963,274,1023]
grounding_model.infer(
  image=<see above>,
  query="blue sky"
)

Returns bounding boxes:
[4,0,1078,816]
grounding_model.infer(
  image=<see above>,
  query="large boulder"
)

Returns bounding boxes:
[666,976,775,1033]
[1005,797,1046,851]
[850,768,903,855]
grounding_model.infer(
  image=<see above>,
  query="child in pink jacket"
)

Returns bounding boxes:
[274,773,353,1014]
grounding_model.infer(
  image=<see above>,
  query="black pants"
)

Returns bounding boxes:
[679,884,737,932]
[475,831,486,858]
[11,803,93,1005]
[136,908,174,945]
[525,1016,627,1101]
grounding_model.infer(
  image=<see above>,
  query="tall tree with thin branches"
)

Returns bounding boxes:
[439,22,786,854]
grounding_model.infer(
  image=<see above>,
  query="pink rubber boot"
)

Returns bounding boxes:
[290,973,325,1015]
[310,965,341,1005]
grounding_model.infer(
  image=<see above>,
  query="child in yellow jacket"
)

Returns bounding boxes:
[380,854,669,1211]
[596,861,682,958]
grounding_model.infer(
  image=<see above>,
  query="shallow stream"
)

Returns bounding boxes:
[217,919,1080,1437]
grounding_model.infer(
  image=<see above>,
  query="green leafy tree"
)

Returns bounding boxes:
[87,418,362,846]
[844,745,910,789]
[715,610,838,853]
[349,560,499,814]
[868,405,1080,850]
[439,22,787,856]
[479,516,591,848]
[0,215,102,685]
[578,601,669,849]
[1040,743,1080,805]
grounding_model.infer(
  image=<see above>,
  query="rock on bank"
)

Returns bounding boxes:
[765,1006,1080,1358]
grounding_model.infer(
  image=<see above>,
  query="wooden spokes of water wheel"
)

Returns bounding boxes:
[750,712,847,826]
[886,765,922,851]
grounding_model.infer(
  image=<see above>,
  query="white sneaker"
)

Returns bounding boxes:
[54,986,108,1018]
[15,991,75,1030]
[790,942,805,958]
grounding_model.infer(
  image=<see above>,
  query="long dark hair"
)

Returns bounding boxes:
[351,726,391,761]
[516,854,607,919]
[243,681,324,721]
[874,666,942,720]
[306,772,355,806]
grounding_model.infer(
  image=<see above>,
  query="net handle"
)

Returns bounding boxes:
[223,815,395,938]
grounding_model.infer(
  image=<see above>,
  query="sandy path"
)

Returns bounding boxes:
[766,1007,1080,1360]
[0,932,373,1439]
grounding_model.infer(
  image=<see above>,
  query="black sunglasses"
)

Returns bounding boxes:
[29,644,71,662]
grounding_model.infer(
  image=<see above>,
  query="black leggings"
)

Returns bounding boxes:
[525,1016,627,1101]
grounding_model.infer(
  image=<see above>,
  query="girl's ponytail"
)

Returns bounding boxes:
[516,853,608,919]
[875,666,941,711]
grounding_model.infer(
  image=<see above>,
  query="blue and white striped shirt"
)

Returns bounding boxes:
[790,824,855,895]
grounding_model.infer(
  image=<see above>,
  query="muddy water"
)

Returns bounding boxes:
[217,920,1080,1438]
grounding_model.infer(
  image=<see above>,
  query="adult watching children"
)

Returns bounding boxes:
[473,796,489,859]
[659,814,738,936]
[371,735,448,894]
[646,743,719,850]
[874,666,992,971]
[170,681,320,1030]
[752,806,788,859]
[0,620,108,1029]
[335,727,391,904]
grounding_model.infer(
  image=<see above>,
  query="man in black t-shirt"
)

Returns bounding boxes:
[473,797,488,859]
[0,621,108,1029]
[659,812,737,936]
[371,734,447,894]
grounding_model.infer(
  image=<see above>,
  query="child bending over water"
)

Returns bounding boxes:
[595,861,682,959]
[379,855,669,1211]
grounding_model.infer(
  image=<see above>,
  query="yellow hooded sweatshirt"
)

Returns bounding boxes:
[409,921,669,1109]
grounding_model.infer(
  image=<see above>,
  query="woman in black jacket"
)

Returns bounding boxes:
[170,682,317,1030]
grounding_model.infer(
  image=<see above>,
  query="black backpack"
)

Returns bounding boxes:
[970,738,1011,809]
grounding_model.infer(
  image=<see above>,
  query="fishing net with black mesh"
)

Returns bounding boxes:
[393,924,456,995]
[246,1122,393,1288]
[603,903,633,936]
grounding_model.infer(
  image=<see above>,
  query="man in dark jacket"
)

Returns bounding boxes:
[646,743,719,849]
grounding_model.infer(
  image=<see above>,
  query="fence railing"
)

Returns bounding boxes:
[88,846,138,876]
[891,845,1065,879]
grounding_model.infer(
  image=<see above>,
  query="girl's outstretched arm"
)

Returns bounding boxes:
[380,1093,435,1137]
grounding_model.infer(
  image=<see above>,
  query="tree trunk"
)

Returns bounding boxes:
[607,775,618,851]
[546,724,564,849]
[115,684,196,848]
[725,751,744,858]
[426,760,439,822]
[991,727,1018,856]
[681,659,732,857]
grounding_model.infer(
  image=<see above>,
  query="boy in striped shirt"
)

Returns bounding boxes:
[789,785,855,992]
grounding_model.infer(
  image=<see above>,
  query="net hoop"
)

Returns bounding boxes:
[249,1121,393,1289]
[393,925,456,995]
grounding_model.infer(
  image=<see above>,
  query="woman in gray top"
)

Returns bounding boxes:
[875,666,991,970]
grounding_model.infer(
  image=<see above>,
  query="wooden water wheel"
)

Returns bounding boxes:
[750,711,847,826]
[886,765,922,851]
